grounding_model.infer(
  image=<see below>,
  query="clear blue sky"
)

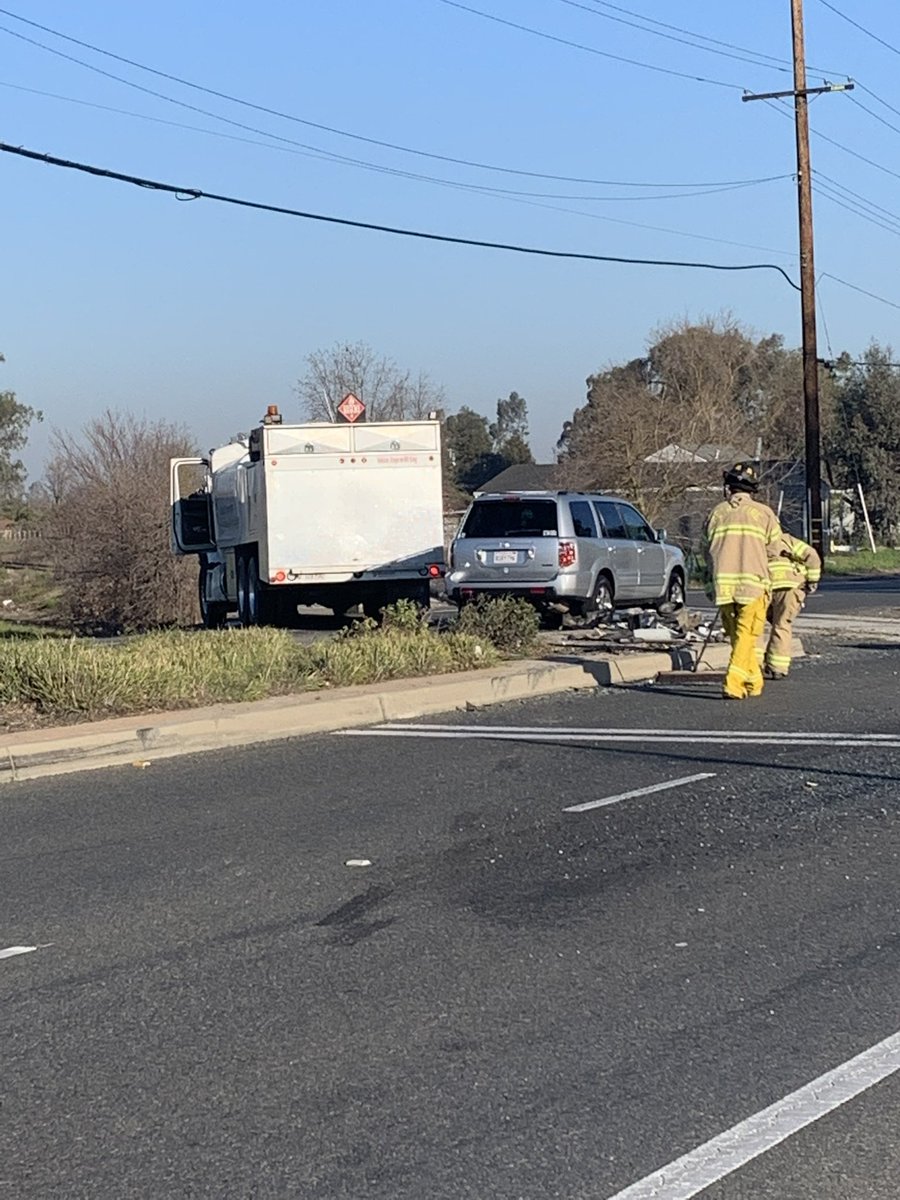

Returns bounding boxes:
[3,0,899,478]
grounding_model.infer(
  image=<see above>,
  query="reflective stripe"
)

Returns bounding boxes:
[709,525,769,541]
[767,652,792,668]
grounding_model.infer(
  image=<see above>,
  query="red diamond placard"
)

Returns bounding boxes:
[336,392,366,423]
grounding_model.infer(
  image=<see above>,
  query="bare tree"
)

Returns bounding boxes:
[43,411,198,632]
[296,341,445,422]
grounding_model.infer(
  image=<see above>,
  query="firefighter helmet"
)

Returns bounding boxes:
[723,462,759,493]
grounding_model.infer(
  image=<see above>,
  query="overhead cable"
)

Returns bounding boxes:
[0,5,750,186]
[845,93,900,142]
[0,140,802,288]
[436,0,745,89]
[854,82,900,122]
[814,169,900,226]
[574,0,844,75]
[554,0,794,72]
[0,75,790,206]
[814,180,900,240]
[819,273,900,313]
[764,95,900,185]
[816,0,900,58]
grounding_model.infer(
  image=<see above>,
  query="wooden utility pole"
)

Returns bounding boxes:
[791,0,823,557]
[743,2,853,558]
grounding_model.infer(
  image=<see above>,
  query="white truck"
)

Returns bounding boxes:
[170,405,446,627]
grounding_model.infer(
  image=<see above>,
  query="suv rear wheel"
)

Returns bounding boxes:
[657,569,686,611]
[590,575,614,623]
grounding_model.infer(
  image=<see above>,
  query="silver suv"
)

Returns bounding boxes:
[446,491,686,620]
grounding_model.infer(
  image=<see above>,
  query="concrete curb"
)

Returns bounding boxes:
[0,639,802,784]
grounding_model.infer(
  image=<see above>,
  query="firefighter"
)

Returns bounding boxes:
[763,531,821,679]
[701,462,782,700]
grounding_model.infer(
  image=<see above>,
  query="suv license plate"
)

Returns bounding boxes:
[493,550,518,564]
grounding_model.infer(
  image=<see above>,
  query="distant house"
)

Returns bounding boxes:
[643,447,831,545]
[476,463,562,493]
[643,443,753,465]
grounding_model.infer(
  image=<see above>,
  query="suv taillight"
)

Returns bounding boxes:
[558,540,576,568]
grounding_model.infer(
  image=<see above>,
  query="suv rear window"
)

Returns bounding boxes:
[462,499,558,538]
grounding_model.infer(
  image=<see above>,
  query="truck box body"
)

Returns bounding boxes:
[171,416,446,625]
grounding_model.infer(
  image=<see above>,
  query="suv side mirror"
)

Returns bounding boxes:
[656,528,668,543]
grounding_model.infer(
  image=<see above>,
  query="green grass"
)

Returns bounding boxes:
[825,548,900,576]
[0,623,499,721]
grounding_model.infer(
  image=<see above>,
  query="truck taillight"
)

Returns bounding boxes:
[428,564,442,578]
[558,541,576,568]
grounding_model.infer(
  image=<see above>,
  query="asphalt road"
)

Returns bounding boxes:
[688,574,900,618]
[3,641,900,1198]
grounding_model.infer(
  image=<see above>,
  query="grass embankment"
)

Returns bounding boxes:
[825,548,900,576]
[0,623,500,723]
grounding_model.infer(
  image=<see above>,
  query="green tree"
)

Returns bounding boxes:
[556,316,814,523]
[490,391,533,465]
[0,353,42,514]
[827,343,900,541]
[444,406,496,491]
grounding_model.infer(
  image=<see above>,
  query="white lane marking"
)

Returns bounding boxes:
[563,773,716,813]
[0,945,39,959]
[605,1029,900,1199]
[338,729,900,749]
[377,723,900,740]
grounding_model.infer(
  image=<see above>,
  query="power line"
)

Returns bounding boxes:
[764,94,900,185]
[854,82,900,122]
[553,0,794,72]
[436,0,746,89]
[815,275,835,359]
[823,358,900,368]
[814,169,900,226]
[479,189,797,258]
[816,0,900,58]
[0,139,803,288]
[573,0,844,75]
[812,124,900,184]
[0,4,751,187]
[819,273,900,313]
[814,179,900,239]
[2,75,790,205]
[1,81,795,258]
[846,92,900,141]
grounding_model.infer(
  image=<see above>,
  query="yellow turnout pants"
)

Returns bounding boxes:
[765,587,803,675]
[719,595,768,699]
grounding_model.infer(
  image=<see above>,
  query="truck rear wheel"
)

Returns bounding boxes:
[239,550,286,626]
[362,598,384,623]
[236,554,250,626]
[199,564,227,630]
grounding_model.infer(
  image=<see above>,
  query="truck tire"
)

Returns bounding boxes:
[240,551,285,626]
[199,564,228,630]
[362,598,384,623]
[245,554,263,625]
[236,555,248,626]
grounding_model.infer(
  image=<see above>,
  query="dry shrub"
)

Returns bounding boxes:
[43,411,199,633]
[455,596,540,654]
